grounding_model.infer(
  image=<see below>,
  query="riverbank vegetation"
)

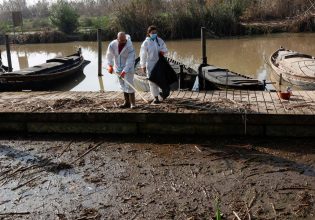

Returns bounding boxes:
[0,0,314,44]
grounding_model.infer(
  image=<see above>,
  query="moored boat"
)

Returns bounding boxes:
[270,47,315,90]
[0,49,90,91]
[199,65,265,91]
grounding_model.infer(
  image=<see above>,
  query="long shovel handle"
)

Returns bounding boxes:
[114,72,149,103]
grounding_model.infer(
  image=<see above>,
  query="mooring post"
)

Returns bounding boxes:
[179,64,183,91]
[97,29,103,76]
[200,27,208,90]
[201,27,207,65]
[5,35,13,72]
[225,71,228,98]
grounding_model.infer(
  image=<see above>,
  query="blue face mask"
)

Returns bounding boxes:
[150,34,157,40]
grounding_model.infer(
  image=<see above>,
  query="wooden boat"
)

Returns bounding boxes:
[135,57,265,92]
[199,65,265,90]
[0,49,90,91]
[270,47,315,90]
[134,57,198,92]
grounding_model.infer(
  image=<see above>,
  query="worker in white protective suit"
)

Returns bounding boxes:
[140,25,168,104]
[106,32,136,109]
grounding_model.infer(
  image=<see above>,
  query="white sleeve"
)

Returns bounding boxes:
[106,43,115,67]
[159,38,168,55]
[140,41,148,68]
[123,43,136,73]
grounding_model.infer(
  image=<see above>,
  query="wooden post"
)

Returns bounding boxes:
[179,64,183,91]
[5,35,13,72]
[201,27,207,65]
[98,75,105,92]
[225,71,228,98]
[200,27,208,90]
[97,29,103,76]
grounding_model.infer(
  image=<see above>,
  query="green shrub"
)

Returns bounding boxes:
[50,0,79,34]
[91,16,110,30]
[80,16,94,28]
[32,18,53,30]
[0,21,10,34]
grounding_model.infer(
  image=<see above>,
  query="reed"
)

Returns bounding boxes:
[0,0,312,43]
[110,0,249,40]
[15,31,67,44]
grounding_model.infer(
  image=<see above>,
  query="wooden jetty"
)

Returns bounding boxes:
[0,90,314,137]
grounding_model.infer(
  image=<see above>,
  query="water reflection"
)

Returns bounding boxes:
[17,51,29,69]
[98,76,105,93]
[0,33,315,91]
[51,71,86,91]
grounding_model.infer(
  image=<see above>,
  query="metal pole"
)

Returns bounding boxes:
[201,27,207,65]
[97,29,103,76]
[5,35,13,72]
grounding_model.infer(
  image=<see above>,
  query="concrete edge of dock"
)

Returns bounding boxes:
[0,112,314,137]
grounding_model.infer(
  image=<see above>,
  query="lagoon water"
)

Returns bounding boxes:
[1,33,315,91]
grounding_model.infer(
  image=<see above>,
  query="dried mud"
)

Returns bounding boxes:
[0,136,314,219]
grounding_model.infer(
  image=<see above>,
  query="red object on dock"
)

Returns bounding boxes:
[278,91,291,100]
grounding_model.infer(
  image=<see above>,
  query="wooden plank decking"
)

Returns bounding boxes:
[0,90,314,115]
[0,90,314,137]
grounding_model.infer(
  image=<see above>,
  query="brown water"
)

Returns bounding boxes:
[1,33,315,91]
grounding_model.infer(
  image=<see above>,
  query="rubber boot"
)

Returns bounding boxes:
[129,93,136,109]
[119,92,130,108]
[160,88,170,100]
[152,96,160,104]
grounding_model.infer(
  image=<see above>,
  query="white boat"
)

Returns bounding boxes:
[270,47,315,90]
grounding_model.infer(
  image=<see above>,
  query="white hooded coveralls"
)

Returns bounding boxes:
[140,37,168,98]
[106,39,136,93]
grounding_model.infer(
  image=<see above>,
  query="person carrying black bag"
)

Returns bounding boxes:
[140,26,169,104]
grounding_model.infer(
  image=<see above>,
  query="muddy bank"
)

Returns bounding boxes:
[0,30,114,45]
[241,15,315,35]
[0,135,314,219]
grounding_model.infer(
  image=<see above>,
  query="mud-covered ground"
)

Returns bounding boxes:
[0,135,314,220]
[0,94,253,114]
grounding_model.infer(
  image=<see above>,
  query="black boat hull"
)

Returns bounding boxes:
[200,65,265,91]
[0,51,90,91]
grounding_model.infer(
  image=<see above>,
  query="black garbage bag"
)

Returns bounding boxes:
[149,56,177,99]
